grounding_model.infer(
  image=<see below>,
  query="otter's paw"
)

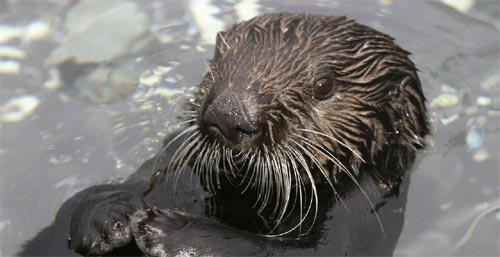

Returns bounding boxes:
[130,207,189,256]
[69,190,146,255]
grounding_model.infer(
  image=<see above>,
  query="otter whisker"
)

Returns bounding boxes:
[186,137,207,186]
[151,144,171,175]
[291,135,335,188]
[217,143,231,189]
[163,124,198,153]
[234,150,251,173]
[296,130,363,178]
[167,129,199,175]
[252,149,270,212]
[217,145,233,185]
[171,118,197,129]
[270,146,317,237]
[202,141,218,189]
[268,146,292,233]
[265,147,283,218]
[219,144,230,188]
[254,151,266,208]
[295,134,353,212]
[240,151,258,192]
[191,138,212,191]
[283,148,302,220]
[293,134,385,235]
[187,101,201,108]
[291,134,351,214]
[232,148,247,160]
[298,128,365,163]
[203,141,215,184]
[161,125,198,174]
[174,113,197,121]
[272,148,286,216]
[280,147,306,226]
[215,45,224,56]
[292,134,346,181]
[174,133,203,178]
[218,31,230,49]
[279,148,293,222]
[289,146,318,236]
[269,147,283,217]
[262,146,275,214]
[224,147,238,184]
[255,149,275,215]
[203,59,216,82]
[253,148,270,219]
[206,141,220,192]
[345,177,386,234]
[203,141,219,193]
[291,140,318,235]
[174,133,201,173]
[171,135,203,201]
[169,133,202,191]
[178,110,197,117]
[276,148,289,216]
[283,148,307,235]
[151,122,197,173]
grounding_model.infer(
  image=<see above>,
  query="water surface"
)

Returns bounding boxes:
[0,0,499,256]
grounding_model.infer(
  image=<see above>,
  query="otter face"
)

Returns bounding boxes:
[168,13,429,230]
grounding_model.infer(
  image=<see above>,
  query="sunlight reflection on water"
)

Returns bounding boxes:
[0,0,498,256]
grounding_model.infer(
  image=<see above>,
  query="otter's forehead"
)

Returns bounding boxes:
[216,14,338,87]
[213,13,411,93]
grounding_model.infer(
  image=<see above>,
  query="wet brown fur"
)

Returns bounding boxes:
[168,13,429,234]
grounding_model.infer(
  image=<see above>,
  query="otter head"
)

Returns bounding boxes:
[168,13,429,231]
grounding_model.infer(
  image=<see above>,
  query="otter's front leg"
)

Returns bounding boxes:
[130,207,277,257]
[69,190,147,256]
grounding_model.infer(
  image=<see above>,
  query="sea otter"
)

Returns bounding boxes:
[19,13,429,256]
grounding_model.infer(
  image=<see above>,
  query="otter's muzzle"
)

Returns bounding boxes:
[200,91,257,144]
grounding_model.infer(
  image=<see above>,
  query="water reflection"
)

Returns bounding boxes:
[0,0,498,256]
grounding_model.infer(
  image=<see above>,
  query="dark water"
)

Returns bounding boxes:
[0,0,499,256]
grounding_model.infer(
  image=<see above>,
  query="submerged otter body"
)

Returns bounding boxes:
[19,13,429,256]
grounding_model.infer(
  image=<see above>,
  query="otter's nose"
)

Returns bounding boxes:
[201,92,257,144]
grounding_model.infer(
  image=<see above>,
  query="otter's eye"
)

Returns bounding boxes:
[314,77,334,100]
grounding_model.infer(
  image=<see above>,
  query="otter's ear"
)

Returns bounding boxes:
[214,31,227,61]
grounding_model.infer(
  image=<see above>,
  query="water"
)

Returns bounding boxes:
[0,0,499,256]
